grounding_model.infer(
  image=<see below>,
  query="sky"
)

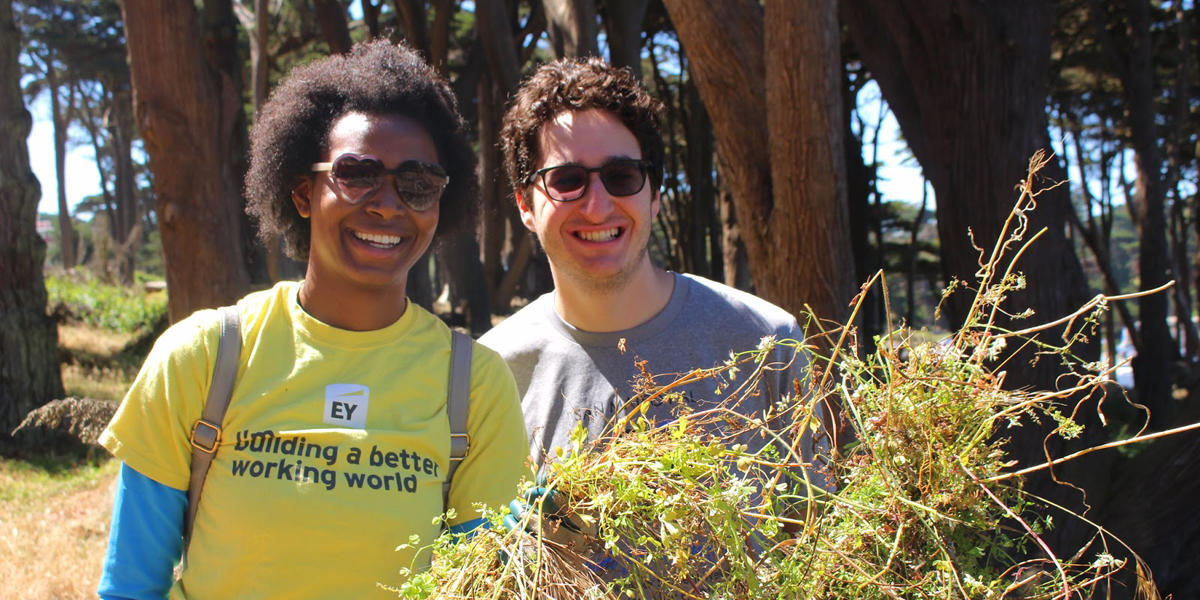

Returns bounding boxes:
[27,93,101,216]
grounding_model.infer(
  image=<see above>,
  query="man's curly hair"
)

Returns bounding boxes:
[500,57,665,201]
[245,40,476,261]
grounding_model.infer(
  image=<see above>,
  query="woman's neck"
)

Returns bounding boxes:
[297,277,409,331]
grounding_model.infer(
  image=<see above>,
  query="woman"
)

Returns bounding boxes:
[98,41,528,599]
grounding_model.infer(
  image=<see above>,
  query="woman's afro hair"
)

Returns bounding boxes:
[245,39,477,261]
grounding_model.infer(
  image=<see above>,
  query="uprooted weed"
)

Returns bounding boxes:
[393,152,1165,599]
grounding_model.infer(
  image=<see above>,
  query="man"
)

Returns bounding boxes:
[480,57,822,479]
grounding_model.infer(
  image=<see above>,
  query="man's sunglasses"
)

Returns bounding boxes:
[525,158,652,202]
[311,153,449,212]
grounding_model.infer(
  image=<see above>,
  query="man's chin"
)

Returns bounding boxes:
[560,263,636,293]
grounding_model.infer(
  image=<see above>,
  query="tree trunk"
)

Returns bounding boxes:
[1121,0,1178,425]
[717,155,751,291]
[600,0,648,76]
[762,0,854,322]
[437,234,491,334]
[313,0,351,54]
[122,0,251,321]
[46,65,76,269]
[479,72,510,313]
[843,0,1109,563]
[237,0,287,284]
[477,0,549,309]
[682,76,716,280]
[1,0,63,435]
[476,0,522,95]
[428,0,453,74]
[111,84,139,285]
[844,65,879,348]
[841,0,1094,387]
[250,0,269,112]
[362,0,381,39]
[663,0,855,323]
[394,0,429,58]
[541,0,599,58]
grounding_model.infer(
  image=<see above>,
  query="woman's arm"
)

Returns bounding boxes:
[98,463,186,600]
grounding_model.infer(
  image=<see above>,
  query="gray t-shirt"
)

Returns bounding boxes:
[479,272,819,474]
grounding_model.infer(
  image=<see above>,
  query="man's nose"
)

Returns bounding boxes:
[575,173,614,218]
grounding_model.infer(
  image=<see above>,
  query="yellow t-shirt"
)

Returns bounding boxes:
[100,282,529,598]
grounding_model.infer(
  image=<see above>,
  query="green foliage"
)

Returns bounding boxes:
[392,154,1160,600]
[0,454,116,503]
[397,332,1131,599]
[45,271,166,333]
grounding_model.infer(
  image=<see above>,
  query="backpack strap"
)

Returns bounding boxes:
[443,330,472,512]
[184,305,241,553]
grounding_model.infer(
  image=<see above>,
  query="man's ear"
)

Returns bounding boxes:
[515,190,536,232]
[292,179,312,218]
[650,187,661,220]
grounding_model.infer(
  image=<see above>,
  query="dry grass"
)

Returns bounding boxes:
[56,323,132,357]
[57,323,137,403]
[0,457,117,600]
[60,363,134,404]
[7,326,127,598]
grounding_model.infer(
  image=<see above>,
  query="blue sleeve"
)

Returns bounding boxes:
[448,516,488,539]
[98,463,186,600]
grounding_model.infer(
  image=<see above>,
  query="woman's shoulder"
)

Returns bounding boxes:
[146,283,295,367]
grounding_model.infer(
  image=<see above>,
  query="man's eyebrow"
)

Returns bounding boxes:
[542,155,640,167]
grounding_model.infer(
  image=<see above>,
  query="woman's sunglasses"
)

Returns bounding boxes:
[525,158,651,202]
[311,153,449,212]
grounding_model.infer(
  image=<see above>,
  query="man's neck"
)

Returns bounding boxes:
[552,263,675,333]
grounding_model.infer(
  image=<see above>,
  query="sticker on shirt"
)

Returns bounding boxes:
[324,383,368,428]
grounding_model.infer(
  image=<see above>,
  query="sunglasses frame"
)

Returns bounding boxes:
[311,152,449,211]
[525,158,652,203]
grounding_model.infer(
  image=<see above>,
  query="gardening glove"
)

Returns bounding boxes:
[504,477,595,554]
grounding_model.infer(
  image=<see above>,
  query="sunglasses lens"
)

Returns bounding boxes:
[543,166,589,201]
[394,172,445,211]
[330,156,383,201]
[599,161,647,196]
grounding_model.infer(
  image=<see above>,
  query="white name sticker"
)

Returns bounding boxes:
[323,383,369,428]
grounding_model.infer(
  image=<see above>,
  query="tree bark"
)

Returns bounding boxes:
[428,0,453,74]
[600,0,648,76]
[111,83,139,284]
[662,0,855,323]
[541,0,599,58]
[122,0,251,320]
[394,0,430,58]
[313,0,351,54]
[46,64,76,269]
[1120,0,1178,425]
[841,0,1094,388]
[477,0,546,311]
[681,75,716,280]
[0,0,63,435]
[477,0,524,94]
[842,0,1110,563]
[762,0,854,323]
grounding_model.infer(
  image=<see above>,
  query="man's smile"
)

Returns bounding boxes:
[575,227,623,242]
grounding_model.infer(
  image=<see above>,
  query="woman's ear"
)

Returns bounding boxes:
[292,179,312,218]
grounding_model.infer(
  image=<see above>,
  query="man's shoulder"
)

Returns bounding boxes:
[679,273,798,331]
[478,293,557,355]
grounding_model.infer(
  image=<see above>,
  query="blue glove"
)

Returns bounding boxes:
[504,475,563,531]
[503,477,590,544]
